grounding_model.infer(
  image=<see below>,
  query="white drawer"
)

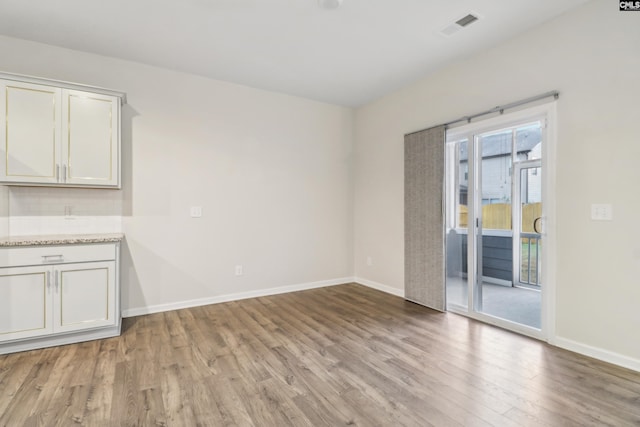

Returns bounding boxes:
[0,244,116,268]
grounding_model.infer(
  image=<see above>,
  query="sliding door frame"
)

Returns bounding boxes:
[445,102,557,342]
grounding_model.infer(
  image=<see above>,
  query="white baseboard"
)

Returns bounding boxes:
[353,278,640,373]
[122,277,353,318]
[122,275,640,374]
[553,336,640,373]
[0,324,121,355]
[354,277,404,298]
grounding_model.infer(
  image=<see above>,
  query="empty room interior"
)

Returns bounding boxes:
[1,0,639,425]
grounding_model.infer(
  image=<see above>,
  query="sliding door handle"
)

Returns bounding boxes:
[533,217,543,234]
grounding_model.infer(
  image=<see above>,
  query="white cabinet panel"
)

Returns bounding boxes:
[55,261,116,332]
[0,76,122,188]
[63,91,119,187]
[0,266,51,340]
[0,243,116,268]
[0,81,61,184]
[0,243,121,354]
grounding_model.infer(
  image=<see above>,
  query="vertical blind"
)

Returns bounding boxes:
[404,125,446,311]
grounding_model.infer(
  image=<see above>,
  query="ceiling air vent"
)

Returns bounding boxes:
[440,13,480,37]
[456,14,478,27]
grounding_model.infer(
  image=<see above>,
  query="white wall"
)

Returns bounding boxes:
[354,0,640,366]
[8,187,122,235]
[0,35,354,314]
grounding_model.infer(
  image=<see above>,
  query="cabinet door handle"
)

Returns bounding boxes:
[63,165,67,183]
[56,165,60,182]
[42,254,64,263]
[55,271,59,292]
[46,270,51,290]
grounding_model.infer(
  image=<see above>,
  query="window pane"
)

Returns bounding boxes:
[516,123,542,161]
[479,130,512,230]
[457,140,468,228]
[520,237,541,285]
[446,139,469,309]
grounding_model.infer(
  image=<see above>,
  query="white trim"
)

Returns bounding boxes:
[482,276,512,287]
[121,277,353,318]
[0,324,121,355]
[541,103,557,341]
[448,304,545,341]
[553,337,640,373]
[0,71,127,104]
[119,274,640,373]
[446,101,557,140]
[354,277,405,297]
[452,228,512,237]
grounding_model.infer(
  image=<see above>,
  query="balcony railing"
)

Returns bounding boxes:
[520,233,541,286]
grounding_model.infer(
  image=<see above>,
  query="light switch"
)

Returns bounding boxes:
[190,206,203,218]
[591,204,613,221]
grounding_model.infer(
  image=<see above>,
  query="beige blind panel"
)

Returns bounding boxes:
[404,125,445,311]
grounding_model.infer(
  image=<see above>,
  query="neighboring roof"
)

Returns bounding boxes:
[457,126,541,161]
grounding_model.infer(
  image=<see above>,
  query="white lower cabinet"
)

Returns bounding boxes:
[55,261,117,333]
[0,266,51,341]
[0,243,120,354]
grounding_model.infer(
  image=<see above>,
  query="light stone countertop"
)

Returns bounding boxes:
[0,233,124,247]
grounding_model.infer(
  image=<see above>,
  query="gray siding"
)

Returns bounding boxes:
[453,234,513,283]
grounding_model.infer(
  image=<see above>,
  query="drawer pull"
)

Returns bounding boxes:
[42,255,64,263]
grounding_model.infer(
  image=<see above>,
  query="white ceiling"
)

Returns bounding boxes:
[0,0,588,106]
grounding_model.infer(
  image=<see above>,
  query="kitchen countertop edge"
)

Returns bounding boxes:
[0,233,124,247]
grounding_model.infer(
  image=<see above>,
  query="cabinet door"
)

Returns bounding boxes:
[0,266,52,341]
[54,261,116,333]
[0,80,62,184]
[62,90,120,187]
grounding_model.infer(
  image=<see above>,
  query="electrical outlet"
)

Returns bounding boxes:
[366,256,373,266]
[591,204,613,221]
[235,265,243,276]
[64,205,76,220]
[190,206,203,218]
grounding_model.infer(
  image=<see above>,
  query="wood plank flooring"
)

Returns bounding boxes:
[1,283,639,426]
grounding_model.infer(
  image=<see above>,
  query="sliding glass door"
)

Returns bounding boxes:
[445,110,551,338]
[445,139,469,310]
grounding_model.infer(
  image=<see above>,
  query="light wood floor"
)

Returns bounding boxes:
[1,284,639,426]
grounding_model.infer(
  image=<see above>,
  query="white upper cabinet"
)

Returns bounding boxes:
[0,81,62,184]
[62,90,119,187]
[0,74,124,188]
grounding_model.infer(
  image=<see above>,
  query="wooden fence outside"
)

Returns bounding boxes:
[459,202,542,232]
